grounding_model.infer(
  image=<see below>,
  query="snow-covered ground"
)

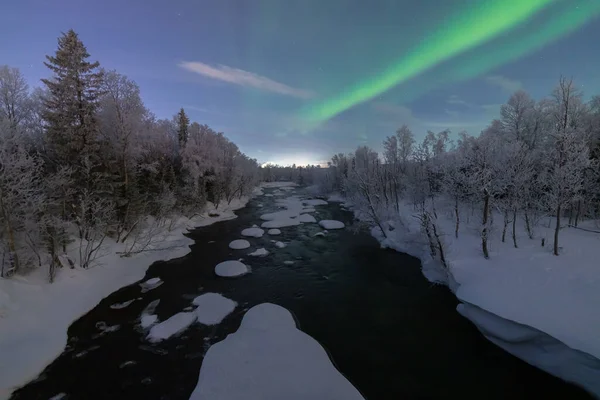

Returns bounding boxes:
[0,197,250,398]
[369,200,600,395]
[189,303,365,400]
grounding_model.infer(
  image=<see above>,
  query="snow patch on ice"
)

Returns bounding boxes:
[274,242,286,249]
[110,299,135,310]
[248,248,269,257]
[215,261,250,277]
[261,218,301,228]
[141,314,158,329]
[147,312,196,342]
[267,229,281,235]
[318,220,345,230]
[193,293,237,325]
[229,239,250,250]
[188,303,365,400]
[298,214,316,223]
[241,228,264,238]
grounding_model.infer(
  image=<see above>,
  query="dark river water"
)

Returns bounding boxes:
[10,187,592,400]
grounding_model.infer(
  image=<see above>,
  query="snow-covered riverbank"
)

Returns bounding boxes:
[333,194,600,397]
[0,197,250,399]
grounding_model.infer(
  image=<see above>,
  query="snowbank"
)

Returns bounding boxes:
[371,200,600,396]
[215,261,250,277]
[147,312,196,343]
[228,240,250,250]
[319,220,345,230]
[188,303,365,400]
[248,248,269,257]
[241,227,264,238]
[0,197,251,398]
[192,293,237,325]
[267,229,281,235]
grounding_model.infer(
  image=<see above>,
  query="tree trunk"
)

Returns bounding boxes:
[553,203,561,256]
[454,197,459,239]
[0,195,20,274]
[502,209,509,243]
[512,207,518,248]
[482,190,490,259]
[574,200,581,227]
[524,210,533,239]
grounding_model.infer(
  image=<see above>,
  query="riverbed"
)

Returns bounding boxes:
[10,186,592,399]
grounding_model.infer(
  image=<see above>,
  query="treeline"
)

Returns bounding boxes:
[0,30,260,279]
[315,77,600,263]
[260,163,322,184]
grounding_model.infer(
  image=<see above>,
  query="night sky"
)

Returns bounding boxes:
[1,0,599,165]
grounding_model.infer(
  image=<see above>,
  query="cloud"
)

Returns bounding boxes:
[179,61,315,99]
[484,75,522,93]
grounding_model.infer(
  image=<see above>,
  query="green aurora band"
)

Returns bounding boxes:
[303,0,559,122]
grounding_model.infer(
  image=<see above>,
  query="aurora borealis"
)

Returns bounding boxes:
[2,0,600,165]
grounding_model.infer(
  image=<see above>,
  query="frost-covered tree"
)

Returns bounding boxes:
[176,108,190,148]
[0,66,30,129]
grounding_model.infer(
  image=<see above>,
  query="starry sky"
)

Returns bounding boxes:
[2,0,600,166]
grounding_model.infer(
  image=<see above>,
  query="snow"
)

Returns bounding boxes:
[318,220,345,230]
[0,197,250,398]
[188,303,365,400]
[267,229,281,235]
[370,200,600,395]
[147,312,197,343]
[298,214,317,223]
[215,261,250,277]
[241,227,264,238]
[261,218,301,228]
[109,299,135,310]
[274,241,286,249]
[303,199,328,206]
[228,239,250,250]
[327,193,345,202]
[140,314,158,329]
[260,182,297,188]
[192,293,237,325]
[140,277,162,293]
[248,248,269,257]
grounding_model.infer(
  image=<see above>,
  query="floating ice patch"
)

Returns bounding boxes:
[283,261,295,265]
[298,214,317,223]
[314,232,326,237]
[147,312,197,342]
[249,248,269,257]
[229,239,251,250]
[264,194,274,197]
[110,299,135,310]
[241,228,264,238]
[140,277,163,293]
[267,229,281,235]
[274,242,286,249]
[49,393,67,400]
[319,220,345,230]
[188,303,365,400]
[301,207,316,213]
[193,293,237,325]
[95,321,120,334]
[261,219,301,228]
[303,199,328,206]
[119,360,137,368]
[141,314,158,329]
[215,261,250,277]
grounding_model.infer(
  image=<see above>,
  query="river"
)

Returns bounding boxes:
[10,186,592,399]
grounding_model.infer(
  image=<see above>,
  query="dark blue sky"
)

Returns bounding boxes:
[2,0,599,165]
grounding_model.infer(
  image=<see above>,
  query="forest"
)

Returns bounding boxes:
[0,30,261,280]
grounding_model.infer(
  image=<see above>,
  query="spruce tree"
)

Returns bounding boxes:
[41,29,103,166]
[177,108,189,148]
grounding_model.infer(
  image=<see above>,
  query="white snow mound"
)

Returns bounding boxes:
[215,261,250,277]
[298,214,317,223]
[193,293,237,325]
[319,220,345,230]
[267,229,281,235]
[189,303,365,400]
[249,248,269,257]
[229,240,250,250]
[241,228,264,238]
[275,242,286,249]
[147,312,196,342]
[261,218,301,228]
